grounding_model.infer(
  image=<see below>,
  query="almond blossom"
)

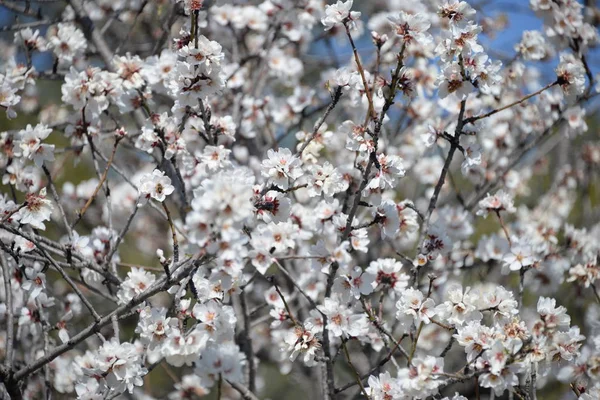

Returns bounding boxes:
[137,169,175,204]
[16,188,53,230]
[321,0,361,31]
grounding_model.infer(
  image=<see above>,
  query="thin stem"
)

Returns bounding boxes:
[0,252,14,370]
[239,290,256,392]
[334,335,403,394]
[37,247,102,322]
[519,267,527,309]
[0,18,65,32]
[273,282,298,326]
[408,321,424,366]
[296,86,343,156]
[42,165,73,241]
[217,374,223,400]
[430,318,453,330]
[530,363,537,400]
[106,203,140,264]
[361,299,410,359]
[111,315,120,342]
[227,380,260,400]
[161,361,180,383]
[273,259,322,313]
[162,202,179,274]
[1,202,27,224]
[414,98,467,285]
[72,140,119,229]
[439,334,456,357]
[341,341,370,399]
[496,210,512,246]
[344,24,376,122]
[464,81,558,124]
[591,284,600,305]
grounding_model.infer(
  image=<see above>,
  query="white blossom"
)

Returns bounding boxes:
[138,169,175,204]
[321,0,361,31]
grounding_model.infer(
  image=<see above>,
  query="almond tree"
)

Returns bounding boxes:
[0,0,599,399]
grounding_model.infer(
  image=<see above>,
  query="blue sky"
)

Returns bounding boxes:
[0,1,597,78]
[307,0,599,82]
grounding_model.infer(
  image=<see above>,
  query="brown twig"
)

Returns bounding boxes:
[42,165,73,241]
[344,23,376,122]
[272,281,298,326]
[161,202,179,276]
[227,379,261,400]
[72,140,119,229]
[341,340,370,399]
[464,80,558,125]
[296,86,343,156]
[414,98,467,285]
[37,247,102,322]
[496,210,512,246]
[0,252,14,370]
[239,290,256,392]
